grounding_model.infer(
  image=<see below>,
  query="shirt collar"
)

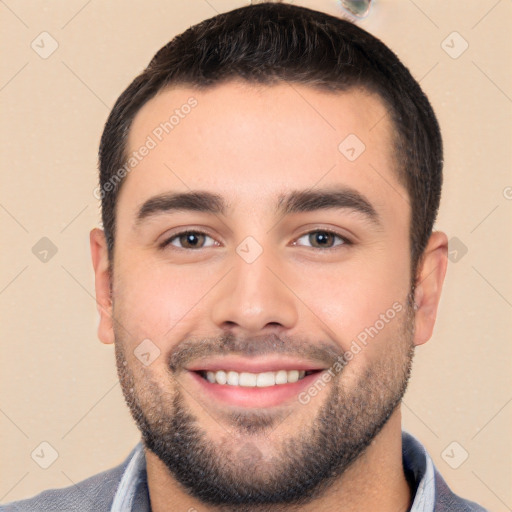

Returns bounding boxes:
[111,431,436,512]
[110,443,148,512]
[403,430,436,512]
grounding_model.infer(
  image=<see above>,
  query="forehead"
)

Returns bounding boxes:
[120,81,405,222]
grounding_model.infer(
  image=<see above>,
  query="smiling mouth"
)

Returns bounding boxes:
[194,369,323,387]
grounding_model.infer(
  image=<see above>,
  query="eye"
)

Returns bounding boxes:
[160,230,218,250]
[293,230,351,250]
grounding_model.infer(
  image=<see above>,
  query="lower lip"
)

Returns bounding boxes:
[187,370,326,408]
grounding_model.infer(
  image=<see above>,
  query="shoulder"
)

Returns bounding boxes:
[402,430,489,512]
[433,466,489,512]
[0,445,138,512]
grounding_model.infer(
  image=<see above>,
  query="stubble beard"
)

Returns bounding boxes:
[114,300,416,511]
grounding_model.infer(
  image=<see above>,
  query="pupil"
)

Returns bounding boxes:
[182,233,202,247]
[312,232,332,247]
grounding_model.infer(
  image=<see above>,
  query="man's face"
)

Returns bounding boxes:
[107,82,417,506]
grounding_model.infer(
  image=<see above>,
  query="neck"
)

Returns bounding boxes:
[145,407,412,512]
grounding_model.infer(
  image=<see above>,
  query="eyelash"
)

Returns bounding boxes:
[160,229,352,251]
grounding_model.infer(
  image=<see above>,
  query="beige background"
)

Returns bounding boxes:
[1,1,511,510]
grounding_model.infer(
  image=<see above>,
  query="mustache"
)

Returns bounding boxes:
[167,332,343,372]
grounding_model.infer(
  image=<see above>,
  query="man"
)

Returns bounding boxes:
[2,2,488,511]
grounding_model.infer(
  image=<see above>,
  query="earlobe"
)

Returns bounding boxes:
[413,231,449,346]
[90,228,115,345]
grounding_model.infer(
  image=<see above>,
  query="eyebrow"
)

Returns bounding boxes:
[135,187,382,228]
[276,187,381,227]
[135,191,226,225]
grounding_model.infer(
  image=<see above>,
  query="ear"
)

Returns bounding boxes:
[413,231,449,346]
[90,228,115,345]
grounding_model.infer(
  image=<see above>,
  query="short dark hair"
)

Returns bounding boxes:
[98,2,443,287]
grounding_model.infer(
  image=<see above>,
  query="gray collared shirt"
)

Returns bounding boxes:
[1,430,488,511]
[110,429,436,512]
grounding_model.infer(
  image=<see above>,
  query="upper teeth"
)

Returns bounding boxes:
[205,369,307,387]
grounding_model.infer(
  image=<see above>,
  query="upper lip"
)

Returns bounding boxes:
[186,357,328,374]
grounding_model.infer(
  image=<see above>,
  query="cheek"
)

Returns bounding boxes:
[113,257,218,345]
[296,251,409,355]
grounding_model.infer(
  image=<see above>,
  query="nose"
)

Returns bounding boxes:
[209,247,299,336]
